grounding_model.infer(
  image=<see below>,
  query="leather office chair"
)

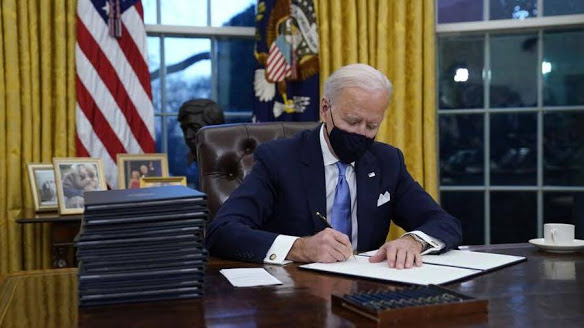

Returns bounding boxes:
[195,121,320,220]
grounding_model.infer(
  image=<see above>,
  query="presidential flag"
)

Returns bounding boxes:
[75,0,155,188]
[253,0,320,122]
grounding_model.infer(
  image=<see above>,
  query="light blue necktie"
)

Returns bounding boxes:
[331,162,352,241]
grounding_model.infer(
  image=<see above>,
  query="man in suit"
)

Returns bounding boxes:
[206,63,462,269]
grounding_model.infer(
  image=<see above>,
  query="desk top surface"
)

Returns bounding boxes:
[1,244,583,328]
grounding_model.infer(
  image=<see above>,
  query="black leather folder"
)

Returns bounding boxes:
[78,292,203,307]
[78,245,207,262]
[77,224,204,241]
[84,185,206,209]
[80,215,206,233]
[76,240,204,258]
[78,266,205,283]
[80,252,208,270]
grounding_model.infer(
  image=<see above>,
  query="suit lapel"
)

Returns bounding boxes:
[300,126,327,233]
[356,151,380,251]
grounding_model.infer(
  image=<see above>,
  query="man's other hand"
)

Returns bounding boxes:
[287,228,353,263]
[368,235,423,269]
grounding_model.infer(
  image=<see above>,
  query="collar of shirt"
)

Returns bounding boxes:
[319,124,355,168]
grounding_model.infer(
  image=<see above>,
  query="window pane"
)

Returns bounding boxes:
[216,38,255,113]
[439,114,484,185]
[438,36,484,109]
[490,0,537,20]
[441,192,485,245]
[164,38,212,112]
[437,0,483,23]
[543,29,584,106]
[490,33,538,108]
[166,116,191,179]
[154,115,163,153]
[544,112,584,186]
[211,0,255,27]
[161,0,207,26]
[143,0,157,25]
[544,0,584,16]
[491,192,537,243]
[544,192,584,239]
[147,36,161,111]
[490,113,537,185]
[224,113,253,123]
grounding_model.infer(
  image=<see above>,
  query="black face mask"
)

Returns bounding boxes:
[325,109,374,164]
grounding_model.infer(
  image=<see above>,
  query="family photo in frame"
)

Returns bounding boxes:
[117,154,169,189]
[52,158,107,215]
[27,163,58,212]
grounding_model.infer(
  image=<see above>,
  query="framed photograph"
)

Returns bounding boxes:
[53,158,107,215]
[117,153,169,189]
[140,176,187,188]
[27,163,58,212]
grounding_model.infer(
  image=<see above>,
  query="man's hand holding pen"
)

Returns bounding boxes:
[287,211,354,263]
[286,212,425,269]
[287,228,354,263]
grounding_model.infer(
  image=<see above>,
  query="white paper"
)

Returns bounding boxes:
[422,250,525,271]
[220,268,283,287]
[300,256,481,285]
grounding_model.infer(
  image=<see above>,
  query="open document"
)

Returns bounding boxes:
[300,250,525,285]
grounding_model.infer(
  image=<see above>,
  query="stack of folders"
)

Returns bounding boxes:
[76,185,208,307]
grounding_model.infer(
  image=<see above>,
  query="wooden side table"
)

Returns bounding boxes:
[16,209,82,268]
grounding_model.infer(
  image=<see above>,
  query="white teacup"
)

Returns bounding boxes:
[544,223,575,245]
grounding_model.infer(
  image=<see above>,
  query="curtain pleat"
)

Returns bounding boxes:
[0,0,77,274]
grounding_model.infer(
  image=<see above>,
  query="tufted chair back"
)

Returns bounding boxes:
[195,121,319,220]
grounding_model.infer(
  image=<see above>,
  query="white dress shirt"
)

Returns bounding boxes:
[263,125,444,264]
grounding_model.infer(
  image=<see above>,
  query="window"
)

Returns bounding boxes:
[145,0,256,179]
[436,0,584,244]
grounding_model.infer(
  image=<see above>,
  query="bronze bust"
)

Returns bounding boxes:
[178,99,225,159]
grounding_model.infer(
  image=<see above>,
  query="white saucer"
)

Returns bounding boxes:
[528,238,584,253]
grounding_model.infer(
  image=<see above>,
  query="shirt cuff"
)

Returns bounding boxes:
[263,235,300,265]
[403,231,445,255]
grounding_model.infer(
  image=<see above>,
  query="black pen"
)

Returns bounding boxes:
[316,211,332,228]
[316,211,356,259]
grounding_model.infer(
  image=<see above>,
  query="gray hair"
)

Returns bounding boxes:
[71,163,95,174]
[323,63,392,105]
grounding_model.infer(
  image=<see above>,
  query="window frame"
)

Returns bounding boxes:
[435,0,584,244]
[145,0,255,156]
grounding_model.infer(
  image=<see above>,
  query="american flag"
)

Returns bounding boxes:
[266,42,292,83]
[75,0,155,188]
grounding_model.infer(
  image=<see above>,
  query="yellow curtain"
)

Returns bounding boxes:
[0,0,77,274]
[316,0,438,240]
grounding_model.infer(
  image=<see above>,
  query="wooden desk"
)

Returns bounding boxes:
[0,244,582,327]
[16,209,82,268]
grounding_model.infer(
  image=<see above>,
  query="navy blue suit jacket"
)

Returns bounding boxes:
[206,126,462,262]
